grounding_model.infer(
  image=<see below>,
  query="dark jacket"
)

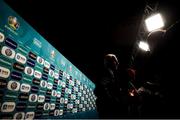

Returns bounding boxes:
[95,67,129,118]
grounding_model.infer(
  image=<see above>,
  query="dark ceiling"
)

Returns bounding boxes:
[4,0,179,83]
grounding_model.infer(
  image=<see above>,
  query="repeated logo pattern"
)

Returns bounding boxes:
[0,32,97,119]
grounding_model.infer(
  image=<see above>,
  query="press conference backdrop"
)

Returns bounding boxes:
[0,1,98,119]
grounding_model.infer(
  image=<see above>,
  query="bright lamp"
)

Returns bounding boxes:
[138,41,150,51]
[145,13,164,32]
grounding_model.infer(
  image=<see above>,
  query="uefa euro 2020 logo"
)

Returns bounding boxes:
[8,16,20,30]
[51,50,55,59]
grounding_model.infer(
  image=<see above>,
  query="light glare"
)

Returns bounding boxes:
[145,13,164,32]
[138,41,150,51]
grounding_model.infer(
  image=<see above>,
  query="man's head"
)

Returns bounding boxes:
[104,54,119,71]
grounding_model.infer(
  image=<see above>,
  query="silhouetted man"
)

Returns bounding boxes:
[95,54,129,118]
